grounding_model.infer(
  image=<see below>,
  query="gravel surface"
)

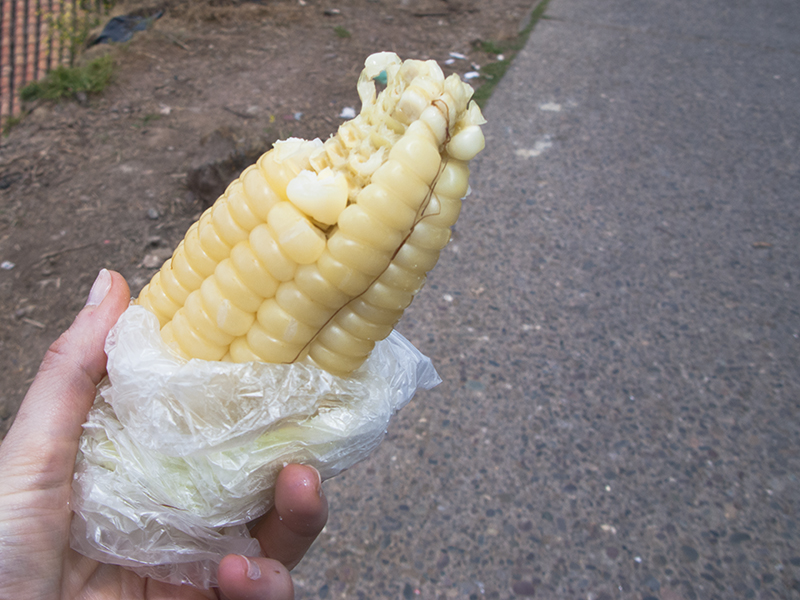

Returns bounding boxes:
[293,0,800,597]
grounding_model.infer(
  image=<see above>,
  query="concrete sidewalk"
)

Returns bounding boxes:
[295,0,800,598]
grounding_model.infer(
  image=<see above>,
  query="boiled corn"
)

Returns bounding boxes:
[136,52,486,376]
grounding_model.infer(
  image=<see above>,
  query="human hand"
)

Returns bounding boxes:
[0,269,327,599]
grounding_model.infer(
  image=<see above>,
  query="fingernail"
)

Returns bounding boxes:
[308,465,322,495]
[242,556,261,581]
[86,269,112,307]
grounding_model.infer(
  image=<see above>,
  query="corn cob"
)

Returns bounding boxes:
[135,52,486,376]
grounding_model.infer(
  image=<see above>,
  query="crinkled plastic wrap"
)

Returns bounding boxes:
[70,305,440,588]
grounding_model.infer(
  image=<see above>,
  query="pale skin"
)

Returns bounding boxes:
[0,270,328,599]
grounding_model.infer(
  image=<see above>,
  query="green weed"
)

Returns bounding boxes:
[20,54,115,102]
[334,25,351,39]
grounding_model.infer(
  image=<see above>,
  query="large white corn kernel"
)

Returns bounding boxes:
[336,205,403,252]
[159,264,192,306]
[247,322,303,363]
[185,223,218,277]
[335,309,394,341]
[257,299,317,344]
[327,235,391,276]
[356,184,418,231]
[214,258,263,313]
[361,281,413,311]
[316,324,374,358]
[370,160,430,209]
[249,224,297,282]
[211,200,249,248]
[168,311,227,361]
[229,241,279,299]
[170,246,205,291]
[200,278,255,337]
[308,343,366,375]
[392,243,441,273]
[198,210,231,262]
[349,298,404,326]
[316,250,373,296]
[421,193,462,228]
[275,282,332,328]
[294,265,350,309]
[286,168,348,225]
[184,291,235,346]
[433,159,471,199]
[259,139,323,200]
[446,125,486,161]
[268,202,326,265]
[378,263,426,293]
[407,221,451,251]
[229,337,263,363]
[226,181,262,231]
[387,133,442,184]
[242,165,281,221]
[147,275,181,323]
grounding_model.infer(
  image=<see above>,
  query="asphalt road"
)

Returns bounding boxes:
[294,0,800,598]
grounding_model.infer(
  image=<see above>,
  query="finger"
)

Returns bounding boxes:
[252,464,328,570]
[0,270,130,491]
[217,555,294,600]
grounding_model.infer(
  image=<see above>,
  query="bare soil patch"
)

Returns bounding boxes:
[0,0,534,436]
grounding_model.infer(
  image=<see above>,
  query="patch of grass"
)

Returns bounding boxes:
[2,115,23,136]
[477,40,505,55]
[471,0,550,108]
[333,25,351,39]
[20,54,115,102]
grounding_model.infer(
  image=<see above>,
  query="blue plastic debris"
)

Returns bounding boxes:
[373,70,387,86]
[90,11,163,45]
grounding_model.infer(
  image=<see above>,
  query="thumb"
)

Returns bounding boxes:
[0,269,130,490]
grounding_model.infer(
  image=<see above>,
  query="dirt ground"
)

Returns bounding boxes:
[0,0,534,437]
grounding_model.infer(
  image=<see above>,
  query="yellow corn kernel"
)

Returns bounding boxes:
[135,52,486,375]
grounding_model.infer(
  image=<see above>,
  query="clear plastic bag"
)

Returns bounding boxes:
[70,305,440,588]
